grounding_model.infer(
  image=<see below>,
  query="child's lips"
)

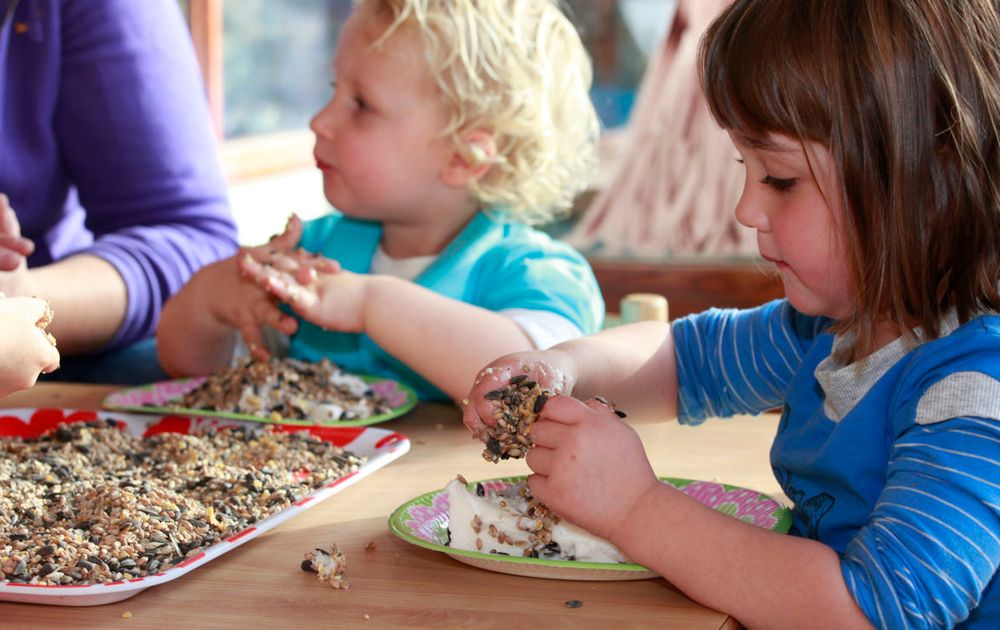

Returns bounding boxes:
[315,158,334,172]
[761,253,790,270]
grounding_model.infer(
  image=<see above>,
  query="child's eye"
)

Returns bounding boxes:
[329,80,338,92]
[761,174,797,193]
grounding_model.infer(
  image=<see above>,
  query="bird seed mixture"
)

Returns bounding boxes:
[0,419,365,586]
[300,542,349,589]
[481,374,553,463]
[178,357,394,422]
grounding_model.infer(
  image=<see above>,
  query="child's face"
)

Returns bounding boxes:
[309,10,457,224]
[729,132,853,320]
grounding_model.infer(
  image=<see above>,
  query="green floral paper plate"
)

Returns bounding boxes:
[103,374,417,427]
[389,475,792,581]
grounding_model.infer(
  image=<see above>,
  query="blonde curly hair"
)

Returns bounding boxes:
[355,0,600,224]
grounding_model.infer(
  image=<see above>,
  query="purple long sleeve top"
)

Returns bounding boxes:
[0,0,238,351]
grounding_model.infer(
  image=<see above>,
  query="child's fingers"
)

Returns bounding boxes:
[524,444,556,476]
[265,253,304,275]
[276,313,298,335]
[460,399,490,438]
[583,396,628,420]
[6,296,50,322]
[312,255,341,274]
[294,265,318,286]
[247,298,293,332]
[240,254,306,305]
[525,473,551,504]
[36,331,60,374]
[241,252,296,289]
[266,213,303,251]
[237,322,269,362]
[291,249,341,281]
[536,394,590,426]
[528,417,573,450]
[265,276,318,313]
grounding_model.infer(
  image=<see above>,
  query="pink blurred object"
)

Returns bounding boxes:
[567,0,756,259]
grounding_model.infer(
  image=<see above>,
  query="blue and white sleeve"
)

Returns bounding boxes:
[671,299,824,423]
[842,413,1000,628]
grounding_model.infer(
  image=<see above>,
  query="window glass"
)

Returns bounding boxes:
[564,0,675,129]
[223,0,351,139]
[221,0,674,139]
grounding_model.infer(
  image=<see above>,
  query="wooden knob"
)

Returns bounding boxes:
[620,293,669,323]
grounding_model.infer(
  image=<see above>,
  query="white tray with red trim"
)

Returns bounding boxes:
[0,408,410,606]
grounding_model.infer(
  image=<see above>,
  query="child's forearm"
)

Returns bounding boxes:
[157,283,236,377]
[361,276,536,401]
[614,483,872,629]
[549,321,679,421]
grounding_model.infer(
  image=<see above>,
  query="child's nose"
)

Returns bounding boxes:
[734,187,771,232]
[310,100,336,139]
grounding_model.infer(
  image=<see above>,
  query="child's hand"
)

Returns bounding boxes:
[190,215,315,361]
[200,255,299,361]
[0,295,60,395]
[238,248,367,333]
[461,351,574,439]
[525,395,659,541]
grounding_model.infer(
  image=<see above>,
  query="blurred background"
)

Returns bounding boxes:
[178,0,780,318]
[178,0,674,239]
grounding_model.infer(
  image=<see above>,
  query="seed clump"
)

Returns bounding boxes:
[301,543,349,590]
[481,374,553,463]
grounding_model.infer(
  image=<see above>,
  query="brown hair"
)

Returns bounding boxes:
[700,0,1000,358]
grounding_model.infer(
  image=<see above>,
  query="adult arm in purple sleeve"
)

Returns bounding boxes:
[0,0,238,354]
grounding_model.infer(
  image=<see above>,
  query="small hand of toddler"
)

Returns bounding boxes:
[525,395,658,541]
[197,216,312,362]
[0,294,60,396]
[461,351,573,440]
[239,231,372,334]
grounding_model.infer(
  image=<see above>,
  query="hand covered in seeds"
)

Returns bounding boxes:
[0,294,60,395]
[461,351,574,447]
[524,395,657,541]
[239,219,368,334]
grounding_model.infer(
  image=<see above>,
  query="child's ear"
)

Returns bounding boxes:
[440,130,496,187]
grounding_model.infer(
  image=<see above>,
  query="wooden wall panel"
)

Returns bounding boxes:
[591,259,785,319]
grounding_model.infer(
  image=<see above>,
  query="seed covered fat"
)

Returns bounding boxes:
[445,477,626,563]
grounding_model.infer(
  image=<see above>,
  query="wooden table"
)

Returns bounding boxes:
[0,384,782,629]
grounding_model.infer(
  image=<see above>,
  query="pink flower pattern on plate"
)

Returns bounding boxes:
[676,480,780,529]
[369,380,406,408]
[405,479,782,542]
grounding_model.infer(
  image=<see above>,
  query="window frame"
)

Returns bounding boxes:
[187,0,315,182]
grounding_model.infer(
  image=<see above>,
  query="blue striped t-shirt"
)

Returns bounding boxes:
[673,300,1000,628]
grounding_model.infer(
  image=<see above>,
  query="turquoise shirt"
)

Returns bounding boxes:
[290,210,604,401]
